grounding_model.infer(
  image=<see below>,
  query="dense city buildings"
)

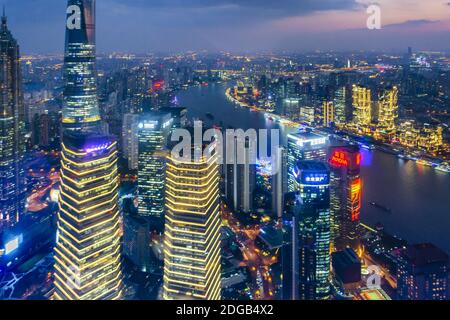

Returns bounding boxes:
[1,0,450,304]
[0,13,26,229]
[163,138,221,300]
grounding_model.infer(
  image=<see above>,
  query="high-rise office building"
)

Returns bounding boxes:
[328,146,362,251]
[377,86,398,136]
[137,112,172,224]
[322,101,334,127]
[163,139,221,300]
[287,131,328,192]
[293,161,331,300]
[271,147,285,220]
[225,136,256,213]
[397,243,449,300]
[122,113,139,171]
[0,12,26,230]
[54,0,123,300]
[54,133,123,300]
[352,85,372,129]
[333,87,347,127]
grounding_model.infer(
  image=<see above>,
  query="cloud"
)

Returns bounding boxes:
[384,19,439,28]
[106,0,358,19]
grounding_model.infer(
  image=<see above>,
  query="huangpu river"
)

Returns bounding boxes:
[177,82,450,253]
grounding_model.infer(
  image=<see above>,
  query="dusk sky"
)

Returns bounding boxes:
[4,0,450,54]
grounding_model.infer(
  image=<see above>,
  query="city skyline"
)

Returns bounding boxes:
[1,0,450,53]
[0,0,449,303]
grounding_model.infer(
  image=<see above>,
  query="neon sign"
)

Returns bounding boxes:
[85,143,110,154]
[330,151,349,167]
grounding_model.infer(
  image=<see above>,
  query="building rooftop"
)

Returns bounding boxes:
[296,160,328,173]
[403,243,449,267]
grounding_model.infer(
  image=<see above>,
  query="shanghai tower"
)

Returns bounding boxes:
[0,11,26,230]
[62,0,100,131]
[53,0,123,300]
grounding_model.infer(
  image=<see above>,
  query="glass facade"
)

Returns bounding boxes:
[62,0,101,131]
[294,161,331,300]
[53,133,123,300]
[163,149,221,300]
[0,14,26,230]
[286,131,328,192]
[137,112,172,221]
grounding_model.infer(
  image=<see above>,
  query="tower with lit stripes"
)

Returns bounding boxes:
[54,133,123,300]
[53,0,123,300]
[163,140,221,300]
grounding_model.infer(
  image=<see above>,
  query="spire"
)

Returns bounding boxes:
[1,5,6,28]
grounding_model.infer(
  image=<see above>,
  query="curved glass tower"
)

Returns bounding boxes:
[62,0,101,131]
[53,0,123,300]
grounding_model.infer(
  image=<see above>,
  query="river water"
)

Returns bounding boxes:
[177,82,450,253]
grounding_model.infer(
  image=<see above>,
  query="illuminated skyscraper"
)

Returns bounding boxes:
[328,146,362,251]
[287,131,328,192]
[62,0,101,132]
[137,112,172,223]
[293,161,331,300]
[54,133,123,300]
[163,139,221,300]
[122,113,139,171]
[0,12,26,229]
[352,85,372,129]
[322,101,334,127]
[377,87,398,135]
[54,0,123,300]
[333,87,347,127]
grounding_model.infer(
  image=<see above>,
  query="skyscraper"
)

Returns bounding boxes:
[137,112,172,225]
[163,138,221,300]
[328,146,362,251]
[62,0,101,132]
[225,136,256,214]
[0,12,26,230]
[53,0,123,300]
[293,161,331,300]
[397,243,449,300]
[286,131,328,192]
[377,86,398,136]
[54,133,123,300]
[322,101,334,127]
[333,87,347,127]
[352,85,372,130]
[122,113,139,171]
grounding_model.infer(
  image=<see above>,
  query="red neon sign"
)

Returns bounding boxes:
[330,150,348,167]
[350,178,361,222]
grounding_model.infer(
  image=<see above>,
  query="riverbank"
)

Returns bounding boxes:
[178,82,450,253]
